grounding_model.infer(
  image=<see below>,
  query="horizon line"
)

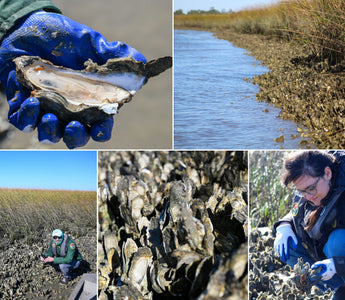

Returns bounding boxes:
[0,187,96,192]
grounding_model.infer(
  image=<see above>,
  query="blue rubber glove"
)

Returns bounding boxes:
[0,11,146,149]
[311,258,336,281]
[274,224,298,262]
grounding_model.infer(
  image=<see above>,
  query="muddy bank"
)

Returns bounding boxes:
[0,230,96,299]
[216,30,345,149]
[249,227,333,300]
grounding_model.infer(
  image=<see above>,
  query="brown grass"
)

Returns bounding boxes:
[0,188,96,244]
[175,0,345,64]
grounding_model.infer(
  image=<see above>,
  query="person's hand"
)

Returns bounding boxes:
[44,256,54,263]
[274,224,298,262]
[311,258,336,281]
[0,11,146,148]
[40,255,45,262]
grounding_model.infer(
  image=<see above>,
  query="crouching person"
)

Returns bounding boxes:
[40,229,82,284]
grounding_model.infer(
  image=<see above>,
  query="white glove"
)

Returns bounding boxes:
[311,258,336,281]
[274,224,298,262]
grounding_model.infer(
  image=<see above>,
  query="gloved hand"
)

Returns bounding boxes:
[311,258,336,281]
[0,11,146,149]
[274,224,298,262]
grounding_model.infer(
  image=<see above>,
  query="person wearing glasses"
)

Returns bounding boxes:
[40,229,82,284]
[273,150,345,300]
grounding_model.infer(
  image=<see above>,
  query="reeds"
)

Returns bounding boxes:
[0,188,96,245]
[295,0,345,64]
[174,2,299,36]
[175,0,345,64]
[249,151,294,228]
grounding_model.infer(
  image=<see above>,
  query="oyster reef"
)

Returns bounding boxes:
[98,151,248,299]
[14,55,172,126]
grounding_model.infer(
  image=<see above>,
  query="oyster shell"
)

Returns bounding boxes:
[14,55,172,126]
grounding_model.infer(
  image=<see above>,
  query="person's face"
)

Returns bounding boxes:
[53,236,62,242]
[293,166,332,206]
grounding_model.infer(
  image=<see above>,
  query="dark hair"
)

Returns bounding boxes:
[281,151,336,231]
[281,150,336,187]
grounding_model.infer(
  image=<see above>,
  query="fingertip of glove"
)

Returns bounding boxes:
[90,117,113,142]
[16,97,40,131]
[63,121,90,149]
[38,113,62,144]
[23,96,40,106]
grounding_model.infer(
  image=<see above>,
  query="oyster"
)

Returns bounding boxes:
[290,257,322,293]
[14,55,172,126]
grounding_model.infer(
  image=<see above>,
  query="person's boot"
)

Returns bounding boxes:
[59,277,70,285]
[332,284,345,300]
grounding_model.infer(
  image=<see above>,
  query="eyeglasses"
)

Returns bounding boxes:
[295,176,321,197]
[53,236,62,240]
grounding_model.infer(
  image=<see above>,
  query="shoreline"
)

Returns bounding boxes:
[175,26,345,149]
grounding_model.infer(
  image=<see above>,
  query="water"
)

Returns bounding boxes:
[174,30,310,149]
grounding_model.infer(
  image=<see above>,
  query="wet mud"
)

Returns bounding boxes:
[0,230,96,299]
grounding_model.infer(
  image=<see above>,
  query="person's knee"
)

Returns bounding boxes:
[324,229,345,258]
[59,264,71,273]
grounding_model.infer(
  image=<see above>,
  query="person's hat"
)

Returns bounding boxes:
[52,229,63,237]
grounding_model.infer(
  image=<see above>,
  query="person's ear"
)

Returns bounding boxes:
[324,166,332,180]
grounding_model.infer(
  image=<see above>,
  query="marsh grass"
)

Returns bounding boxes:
[249,151,294,228]
[0,189,96,245]
[175,0,345,64]
[295,0,345,64]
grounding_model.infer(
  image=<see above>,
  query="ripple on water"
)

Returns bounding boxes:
[174,30,311,149]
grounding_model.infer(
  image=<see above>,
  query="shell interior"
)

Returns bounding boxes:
[24,60,138,113]
[14,55,172,125]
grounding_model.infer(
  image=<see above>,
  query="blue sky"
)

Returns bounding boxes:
[0,151,97,191]
[174,0,280,13]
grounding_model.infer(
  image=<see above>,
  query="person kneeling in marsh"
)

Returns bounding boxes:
[273,151,345,300]
[40,229,82,284]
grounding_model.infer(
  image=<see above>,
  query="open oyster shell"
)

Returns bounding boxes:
[14,55,172,126]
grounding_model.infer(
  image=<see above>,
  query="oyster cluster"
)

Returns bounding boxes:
[14,55,172,126]
[98,151,248,299]
[291,257,323,294]
[249,228,332,300]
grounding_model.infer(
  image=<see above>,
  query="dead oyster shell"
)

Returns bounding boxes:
[14,55,172,126]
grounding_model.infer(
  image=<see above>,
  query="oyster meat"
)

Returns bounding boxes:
[14,55,172,126]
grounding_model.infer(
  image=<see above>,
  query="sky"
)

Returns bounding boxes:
[174,0,280,13]
[0,151,97,191]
